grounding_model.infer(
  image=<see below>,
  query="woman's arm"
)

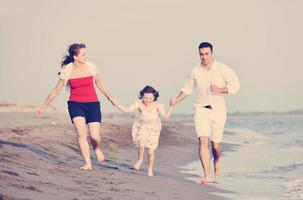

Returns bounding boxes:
[94,75,116,105]
[37,79,64,113]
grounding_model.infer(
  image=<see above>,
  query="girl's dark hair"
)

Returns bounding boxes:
[138,85,159,101]
[61,43,86,67]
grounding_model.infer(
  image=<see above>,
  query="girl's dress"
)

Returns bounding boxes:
[128,101,167,150]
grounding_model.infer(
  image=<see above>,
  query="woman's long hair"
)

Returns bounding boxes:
[61,43,86,67]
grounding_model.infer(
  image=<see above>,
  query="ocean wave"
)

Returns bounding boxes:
[225,128,267,139]
[281,146,303,153]
[249,162,303,175]
[282,179,303,199]
[224,128,267,145]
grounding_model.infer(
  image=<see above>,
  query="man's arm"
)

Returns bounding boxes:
[210,65,240,94]
[210,85,228,94]
[170,68,195,106]
[170,91,189,106]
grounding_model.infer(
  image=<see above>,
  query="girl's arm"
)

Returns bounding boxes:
[158,103,174,119]
[37,79,64,113]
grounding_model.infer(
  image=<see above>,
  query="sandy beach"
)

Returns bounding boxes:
[0,110,230,200]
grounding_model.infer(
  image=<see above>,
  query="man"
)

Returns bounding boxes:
[170,42,240,184]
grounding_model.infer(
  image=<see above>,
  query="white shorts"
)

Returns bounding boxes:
[194,106,227,143]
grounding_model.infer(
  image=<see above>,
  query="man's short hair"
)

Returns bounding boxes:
[198,42,213,52]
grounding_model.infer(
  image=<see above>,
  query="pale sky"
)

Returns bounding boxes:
[1,0,303,113]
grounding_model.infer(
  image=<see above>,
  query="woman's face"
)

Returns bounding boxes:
[75,48,87,63]
[142,93,155,105]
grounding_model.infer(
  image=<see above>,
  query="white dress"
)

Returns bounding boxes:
[128,101,166,150]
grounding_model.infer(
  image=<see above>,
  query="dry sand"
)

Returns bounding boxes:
[0,111,231,200]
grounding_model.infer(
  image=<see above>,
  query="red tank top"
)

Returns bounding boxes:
[68,76,99,102]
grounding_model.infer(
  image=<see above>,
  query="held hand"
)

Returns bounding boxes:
[110,98,118,106]
[170,98,177,107]
[37,106,44,114]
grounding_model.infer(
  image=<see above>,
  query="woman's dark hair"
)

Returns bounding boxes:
[61,43,86,67]
[138,85,159,101]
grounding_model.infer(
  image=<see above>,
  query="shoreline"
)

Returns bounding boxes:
[0,112,231,200]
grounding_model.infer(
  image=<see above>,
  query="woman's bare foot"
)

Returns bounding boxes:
[133,159,143,170]
[95,149,105,163]
[80,164,92,171]
[147,168,154,177]
[200,177,212,184]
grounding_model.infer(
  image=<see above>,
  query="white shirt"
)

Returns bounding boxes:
[181,60,240,109]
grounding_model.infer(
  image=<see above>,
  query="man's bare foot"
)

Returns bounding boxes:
[147,168,154,177]
[95,149,105,163]
[214,170,221,178]
[133,160,143,170]
[200,177,212,184]
[80,165,92,170]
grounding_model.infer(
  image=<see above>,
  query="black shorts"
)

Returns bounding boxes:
[67,101,102,124]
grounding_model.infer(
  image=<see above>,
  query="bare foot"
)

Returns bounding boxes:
[147,169,154,177]
[95,149,105,163]
[214,170,221,178]
[200,177,212,184]
[80,165,92,171]
[133,160,143,170]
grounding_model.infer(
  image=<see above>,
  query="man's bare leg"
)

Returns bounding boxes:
[199,136,212,184]
[211,141,222,177]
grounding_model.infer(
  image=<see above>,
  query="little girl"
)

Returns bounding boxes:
[114,85,173,176]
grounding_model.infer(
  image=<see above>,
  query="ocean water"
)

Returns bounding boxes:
[179,114,303,200]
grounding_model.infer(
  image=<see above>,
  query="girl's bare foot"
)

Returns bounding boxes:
[200,177,212,184]
[147,168,154,177]
[80,164,92,171]
[95,149,105,163]
[133,159,143,170]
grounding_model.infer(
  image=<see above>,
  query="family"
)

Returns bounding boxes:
[37,42,240,184]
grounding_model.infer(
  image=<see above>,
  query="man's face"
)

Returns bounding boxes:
[199,47,213,66]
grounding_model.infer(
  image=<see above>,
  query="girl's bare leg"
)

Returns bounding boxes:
[134,140,145,170]
[147,148,155,177]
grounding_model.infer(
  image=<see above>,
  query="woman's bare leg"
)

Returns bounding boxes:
[73,117,92,170]
[88,122,104,163]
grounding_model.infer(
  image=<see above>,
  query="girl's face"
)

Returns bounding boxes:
[74,48,87,64]
[142,93,155,105]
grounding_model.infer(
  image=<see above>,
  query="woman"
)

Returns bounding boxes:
[38,43,115,170]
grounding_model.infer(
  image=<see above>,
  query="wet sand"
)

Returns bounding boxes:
[0,112,231,200]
